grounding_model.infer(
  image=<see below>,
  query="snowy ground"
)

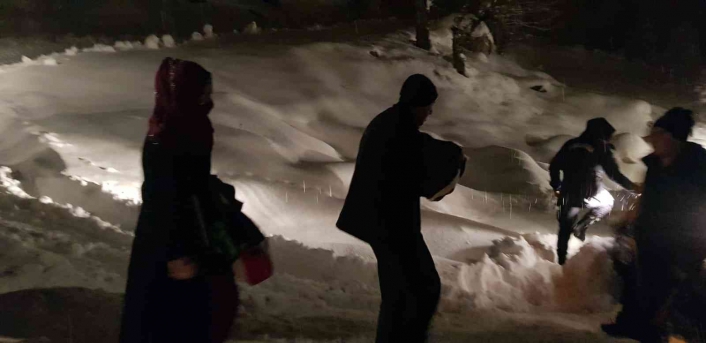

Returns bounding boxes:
[0,21,688,342]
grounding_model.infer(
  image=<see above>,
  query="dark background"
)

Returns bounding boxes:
[1,0,705,76]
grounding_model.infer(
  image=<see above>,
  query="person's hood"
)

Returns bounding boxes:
[581,117,615,141]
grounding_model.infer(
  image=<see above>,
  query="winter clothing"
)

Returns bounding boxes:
[636,142,706,266]
[550,118,635,204]
[550,118,636,264]
[399,74,438,107]
[371,232,441,343]
[607,142,706,341]
[120,58,237,343]
[337,75,443,342]
[148,57,214,154]
[557,189,614,264]
[337,104,425,243]
[635,142,706,333]
[652,107,695,142]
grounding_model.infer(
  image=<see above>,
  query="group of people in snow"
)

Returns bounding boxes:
[550,107,706,342]
[118,57,704,343]
[118,59,465,343]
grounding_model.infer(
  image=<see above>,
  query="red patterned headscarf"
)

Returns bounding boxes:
[148,57,214,154]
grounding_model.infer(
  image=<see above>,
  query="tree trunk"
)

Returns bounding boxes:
[415,0,431,50]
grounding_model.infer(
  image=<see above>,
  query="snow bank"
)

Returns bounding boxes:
[526,134,573,163]
[42,58,58,66]
[204,24,216,39]
[82,44,116,53]
[144,35,160,50]
[449,234,617,312]
[114,41,134,51]
[64,47,79,56]
[162,35,176,48]
[243,22,261,34]
[460,145,552,197]
[192,32,205,41]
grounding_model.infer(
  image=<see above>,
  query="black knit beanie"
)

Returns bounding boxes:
[653,107,695,141]
[399,74,438,107]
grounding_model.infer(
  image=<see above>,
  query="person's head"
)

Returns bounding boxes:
[398,74,438,128]
[582,117,616,145]
[149,58,214,153]
[643,107,695,158]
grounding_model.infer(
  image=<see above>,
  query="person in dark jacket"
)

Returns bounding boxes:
[550,118,637,265]
[337,74,441,343]
[120,58,238,343]
[603,108,706,342]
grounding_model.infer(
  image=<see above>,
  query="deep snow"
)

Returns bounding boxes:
[0,19,681,342]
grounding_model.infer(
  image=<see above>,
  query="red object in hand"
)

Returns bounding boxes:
[233,245,273,285]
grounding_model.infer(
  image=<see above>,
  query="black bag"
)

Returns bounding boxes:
[419,133,466,201]
[193,176,266,266]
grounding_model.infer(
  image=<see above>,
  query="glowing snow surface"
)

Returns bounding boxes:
[0,21,674,342]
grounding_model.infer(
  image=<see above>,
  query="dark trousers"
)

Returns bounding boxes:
[557,199,613,265]
[632,248,705,342]
[370,232,441,343]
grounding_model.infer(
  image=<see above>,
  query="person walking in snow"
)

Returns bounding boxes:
[337,74,442,343]
[603,108,706,342]
[550,117,637,265]
[120,58,238,343]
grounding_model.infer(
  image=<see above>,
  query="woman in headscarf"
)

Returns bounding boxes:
[120,58,238,343]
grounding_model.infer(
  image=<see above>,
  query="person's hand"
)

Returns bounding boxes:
[168,257,199,280]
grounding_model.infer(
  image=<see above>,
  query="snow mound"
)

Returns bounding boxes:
[243,22,261,35]
[460,146,552,197]
[191,32,204,41]
[451,234,617,312]
[114,41,134,51]
[611,132,651,164]
[20,56,32,64]
[42,58,58,66]
[204,24,216,39]
[64,47,79,56]
[82,44,116,53]
[526,134,573,163]
[144,35,160,50]
[162,35,176,48]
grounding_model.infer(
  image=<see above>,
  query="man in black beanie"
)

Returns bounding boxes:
[550,117,637,265]
[337,74,440,343]
[603,107,706,342]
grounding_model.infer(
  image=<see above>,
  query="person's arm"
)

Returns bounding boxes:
[549,146,566,192]
[602,145,637,191]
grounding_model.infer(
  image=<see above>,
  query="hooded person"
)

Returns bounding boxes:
[120,58,238,343]
[549,117,637,265]
[604,108,706,342]
[337,74,442,343]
